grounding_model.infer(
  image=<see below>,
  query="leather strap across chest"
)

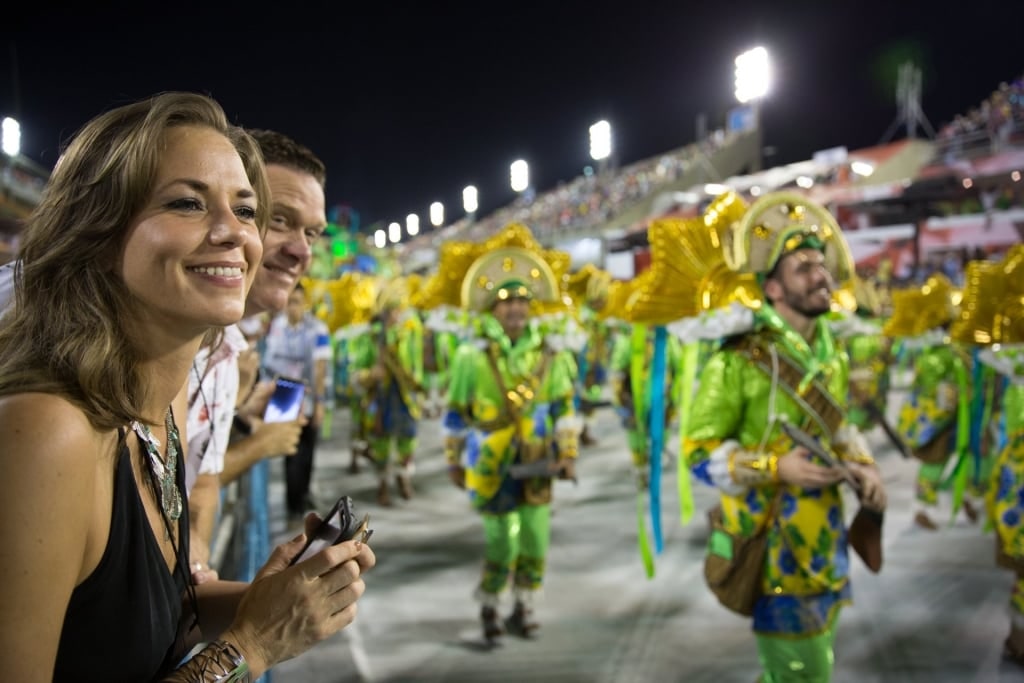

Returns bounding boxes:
[486,342,553,424]
[729,334,845,439]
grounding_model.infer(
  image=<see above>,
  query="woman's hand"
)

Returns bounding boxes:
[223,533,376,677]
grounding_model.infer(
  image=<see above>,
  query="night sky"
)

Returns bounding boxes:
[2,1,1022,232]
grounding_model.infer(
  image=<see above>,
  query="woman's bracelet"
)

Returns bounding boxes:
[161,639,251,682]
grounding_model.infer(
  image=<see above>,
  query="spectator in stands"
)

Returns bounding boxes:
[417,132,721,248]
[938,73,1024,160]
[0,92,374,681]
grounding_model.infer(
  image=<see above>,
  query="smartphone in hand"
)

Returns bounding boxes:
[289,496,373,567]
[264,376,306,423]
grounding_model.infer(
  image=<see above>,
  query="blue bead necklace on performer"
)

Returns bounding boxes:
[130,409,183,525]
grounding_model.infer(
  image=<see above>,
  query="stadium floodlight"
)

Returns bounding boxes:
[510,159,529,193]
[2,117,20,157]
[463,185,478,214]
[430,201,444,227]
[589,120,612,161]
[388,221,401,243]
[374,228,386,249]
[850,161,875,177]
[734,47,771,104]
[406,213,420,237]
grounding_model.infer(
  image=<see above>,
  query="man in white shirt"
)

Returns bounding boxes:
[187,129,329,580]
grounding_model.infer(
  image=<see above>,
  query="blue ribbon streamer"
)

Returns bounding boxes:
[969,347,985,486]
[647,326,668,554]
[576,345,589,411]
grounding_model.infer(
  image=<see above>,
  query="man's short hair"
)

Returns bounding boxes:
[247,129,327,189]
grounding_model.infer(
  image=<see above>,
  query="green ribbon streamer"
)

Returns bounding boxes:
[629,324,654,577]
[635,494,656,578]
[677,341,699,526]
[948,352,972,520]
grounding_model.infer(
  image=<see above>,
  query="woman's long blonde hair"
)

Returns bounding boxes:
[0,92,271,430]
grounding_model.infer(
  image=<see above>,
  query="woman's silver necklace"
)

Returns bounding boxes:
[130,409,183,536]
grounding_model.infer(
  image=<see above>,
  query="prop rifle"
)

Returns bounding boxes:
[508,458,576,483]
[781,421,884,573]
[865,402,913,459]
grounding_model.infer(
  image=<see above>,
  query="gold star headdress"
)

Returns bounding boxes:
[882,273,961,338]
[950,245,1024,345]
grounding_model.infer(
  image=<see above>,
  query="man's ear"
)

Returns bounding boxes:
[762,276,782,302]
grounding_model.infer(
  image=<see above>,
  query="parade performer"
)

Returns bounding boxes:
[321,272,379,474]
[681,192,886,683]
[988,354,1024,661]
[443,244,581,643]
[618,195,766,575]
[570,267,615,446]
[350,278,425,505]
[835,279,892,433]
[610,324,684,488]
[947,248,1024,661]
[886,275,978,529]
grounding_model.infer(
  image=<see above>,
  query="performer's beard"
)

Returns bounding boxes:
[781,283,832,318]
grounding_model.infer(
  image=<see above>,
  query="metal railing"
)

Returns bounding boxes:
[208,460,273,682]
[931,114,1024,163]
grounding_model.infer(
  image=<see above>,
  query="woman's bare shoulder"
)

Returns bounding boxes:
[0,394,115,638]
[0,393,109,466]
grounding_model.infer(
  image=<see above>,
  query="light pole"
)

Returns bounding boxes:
[734,46,771,171]
[462,185,478,220]
[388,221,401,245]
[373,228,387,249]
[429,202,444,228]
[589,120,612,175]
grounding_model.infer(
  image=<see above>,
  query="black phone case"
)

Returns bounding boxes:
[289,496,371,566]
[333,496,362,541]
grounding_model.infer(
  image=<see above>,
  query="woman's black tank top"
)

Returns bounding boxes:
[53,432,188,682]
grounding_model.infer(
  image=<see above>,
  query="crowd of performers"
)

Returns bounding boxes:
[302,193,1024,682]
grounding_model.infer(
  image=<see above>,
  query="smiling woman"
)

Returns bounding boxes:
[0,92,375,682]
[119,124,263,335]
